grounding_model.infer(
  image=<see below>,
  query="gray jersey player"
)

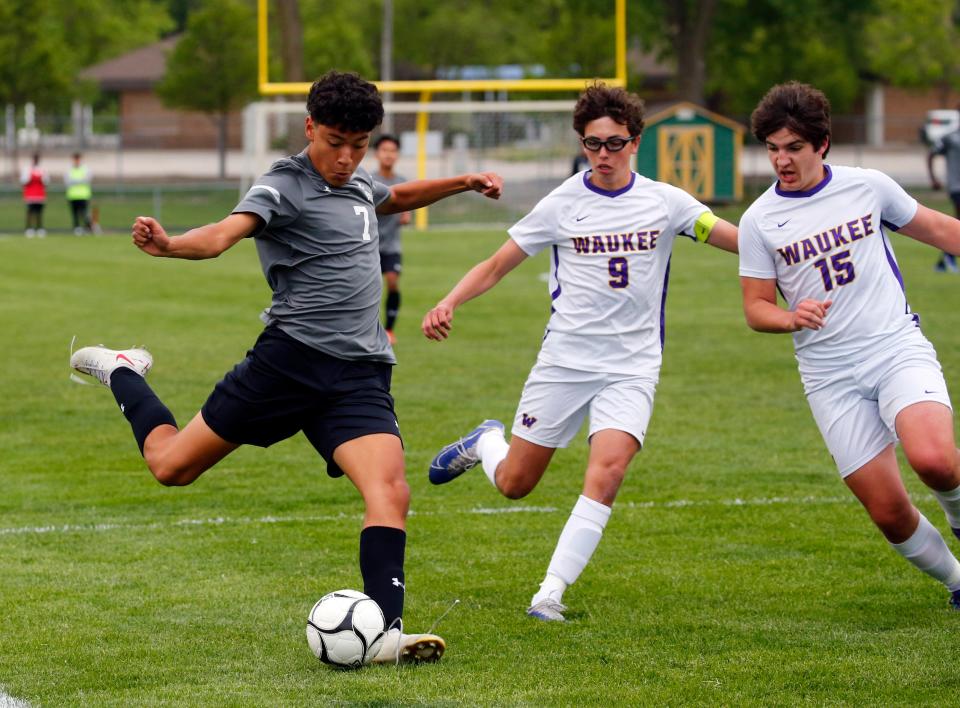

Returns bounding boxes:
[70,71,503,664]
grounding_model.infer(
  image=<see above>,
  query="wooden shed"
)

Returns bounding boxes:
[636,102,744,202]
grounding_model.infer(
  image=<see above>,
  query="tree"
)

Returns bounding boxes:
[865,0,960,105]
[157,0,257,178]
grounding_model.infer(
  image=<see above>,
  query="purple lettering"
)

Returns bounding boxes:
[847,220,862,240]
[830,225,848,247]
[777,242,801,266]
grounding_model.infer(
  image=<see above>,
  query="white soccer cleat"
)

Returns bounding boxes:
[368,628,445,664]
[526,599,567,622]
[70,345,153,387]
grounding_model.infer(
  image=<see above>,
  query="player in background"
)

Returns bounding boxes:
[740,82,960,610]
[21,153,49,238]
[926,115,960,273]
[372,134,411,345]
[70,71,503,663]
[66,152,93,236]
[422,82,738,622]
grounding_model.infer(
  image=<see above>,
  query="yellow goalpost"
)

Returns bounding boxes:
[253,0,627,227]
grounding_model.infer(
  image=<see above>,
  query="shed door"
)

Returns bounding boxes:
[657,125,714,201]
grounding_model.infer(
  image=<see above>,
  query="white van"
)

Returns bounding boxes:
[921,109,960,145]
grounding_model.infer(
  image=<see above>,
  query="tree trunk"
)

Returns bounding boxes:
[665,0,718,105]
[276,0,306,154]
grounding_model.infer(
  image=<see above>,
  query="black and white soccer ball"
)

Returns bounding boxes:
[306,589,386,668]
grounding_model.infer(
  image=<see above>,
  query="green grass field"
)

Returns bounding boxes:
[1,198,959,705]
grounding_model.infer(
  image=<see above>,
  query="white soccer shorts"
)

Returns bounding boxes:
[804,339,953,477]
[510,362,656,449]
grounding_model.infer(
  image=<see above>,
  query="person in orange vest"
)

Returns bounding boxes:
[21,153,49,238]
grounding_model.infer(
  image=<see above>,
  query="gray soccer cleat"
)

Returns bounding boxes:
[70,345,153,387]
[526,599,568,622]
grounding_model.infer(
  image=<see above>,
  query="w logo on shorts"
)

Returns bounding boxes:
[521,413,537,428]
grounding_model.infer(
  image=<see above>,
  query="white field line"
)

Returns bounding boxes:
[0,687,30,708]
[0,495,854,538]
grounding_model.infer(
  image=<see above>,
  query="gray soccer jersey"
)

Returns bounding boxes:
[932,130,960,194]
[233,151,394,363]
[373,172,406,255]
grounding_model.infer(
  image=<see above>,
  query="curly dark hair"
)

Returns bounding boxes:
[306,71,384,133]
[751,82,831,158]
[572,81,645,137]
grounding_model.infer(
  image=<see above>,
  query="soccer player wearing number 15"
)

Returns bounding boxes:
[740,82,960,610]
[423,82,738,622]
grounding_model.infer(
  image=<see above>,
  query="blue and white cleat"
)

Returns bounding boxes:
[527,599,567,622]
[428,419,504,485]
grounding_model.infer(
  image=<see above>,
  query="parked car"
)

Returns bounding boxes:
[921,109,960,145]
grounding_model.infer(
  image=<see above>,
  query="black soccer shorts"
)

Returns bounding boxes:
[201,326,400,477]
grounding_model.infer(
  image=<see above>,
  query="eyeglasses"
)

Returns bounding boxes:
[580,135,637,152]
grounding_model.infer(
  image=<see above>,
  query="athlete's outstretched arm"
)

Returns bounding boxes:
[422,239,528,341]
[741,276,831,333]
[898,204,960,255]
[378,173,503,214]
[131,213,262,260]
[704,217,739,253]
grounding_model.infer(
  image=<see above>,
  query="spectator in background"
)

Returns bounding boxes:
[66,152,93,236]
[372,134,411,345]
[21,153,48,238]
[927,114,960,273]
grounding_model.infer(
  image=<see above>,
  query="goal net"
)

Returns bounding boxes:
[241,99,580,228]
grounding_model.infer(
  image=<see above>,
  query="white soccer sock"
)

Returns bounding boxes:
[476,427,509,487]
[932,484,960,529]
[890,513,960,591]
[531,495,612,606]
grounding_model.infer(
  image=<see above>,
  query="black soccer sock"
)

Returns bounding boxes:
[110,368,177,455]
[359,525,406,629]
[385,291,401,331]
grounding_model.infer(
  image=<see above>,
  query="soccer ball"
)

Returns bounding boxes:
[306,589,386,668]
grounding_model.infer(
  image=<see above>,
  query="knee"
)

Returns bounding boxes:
[150,463,193,486]
[908,447,960,487]
[145,454,195,487]
[866,496,915,532]
[497,474,534,500]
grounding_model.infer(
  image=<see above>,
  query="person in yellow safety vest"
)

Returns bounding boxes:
[66,152,93,235]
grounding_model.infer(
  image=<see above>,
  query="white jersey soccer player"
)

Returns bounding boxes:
[510,171,714,379]
[741,81,960,611]
[423,82,738,622]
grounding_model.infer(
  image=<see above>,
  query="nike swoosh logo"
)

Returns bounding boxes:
[924,389,939,394]
[777,219,791,228]
[116,353,133,365]
[575,215,588,222]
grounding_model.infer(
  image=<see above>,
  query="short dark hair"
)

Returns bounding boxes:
[572,81,645,137]
[751,82,832,158]
[373,133,400,150]
[306,71,384,133]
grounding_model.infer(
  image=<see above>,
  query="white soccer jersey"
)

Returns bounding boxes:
[739,165,921,369]
[508,171,710,376]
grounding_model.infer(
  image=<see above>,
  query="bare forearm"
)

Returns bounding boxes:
[158,224,234,259]
[388,177,474,212]
[440,259,505,310]
[745,300,797,333]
